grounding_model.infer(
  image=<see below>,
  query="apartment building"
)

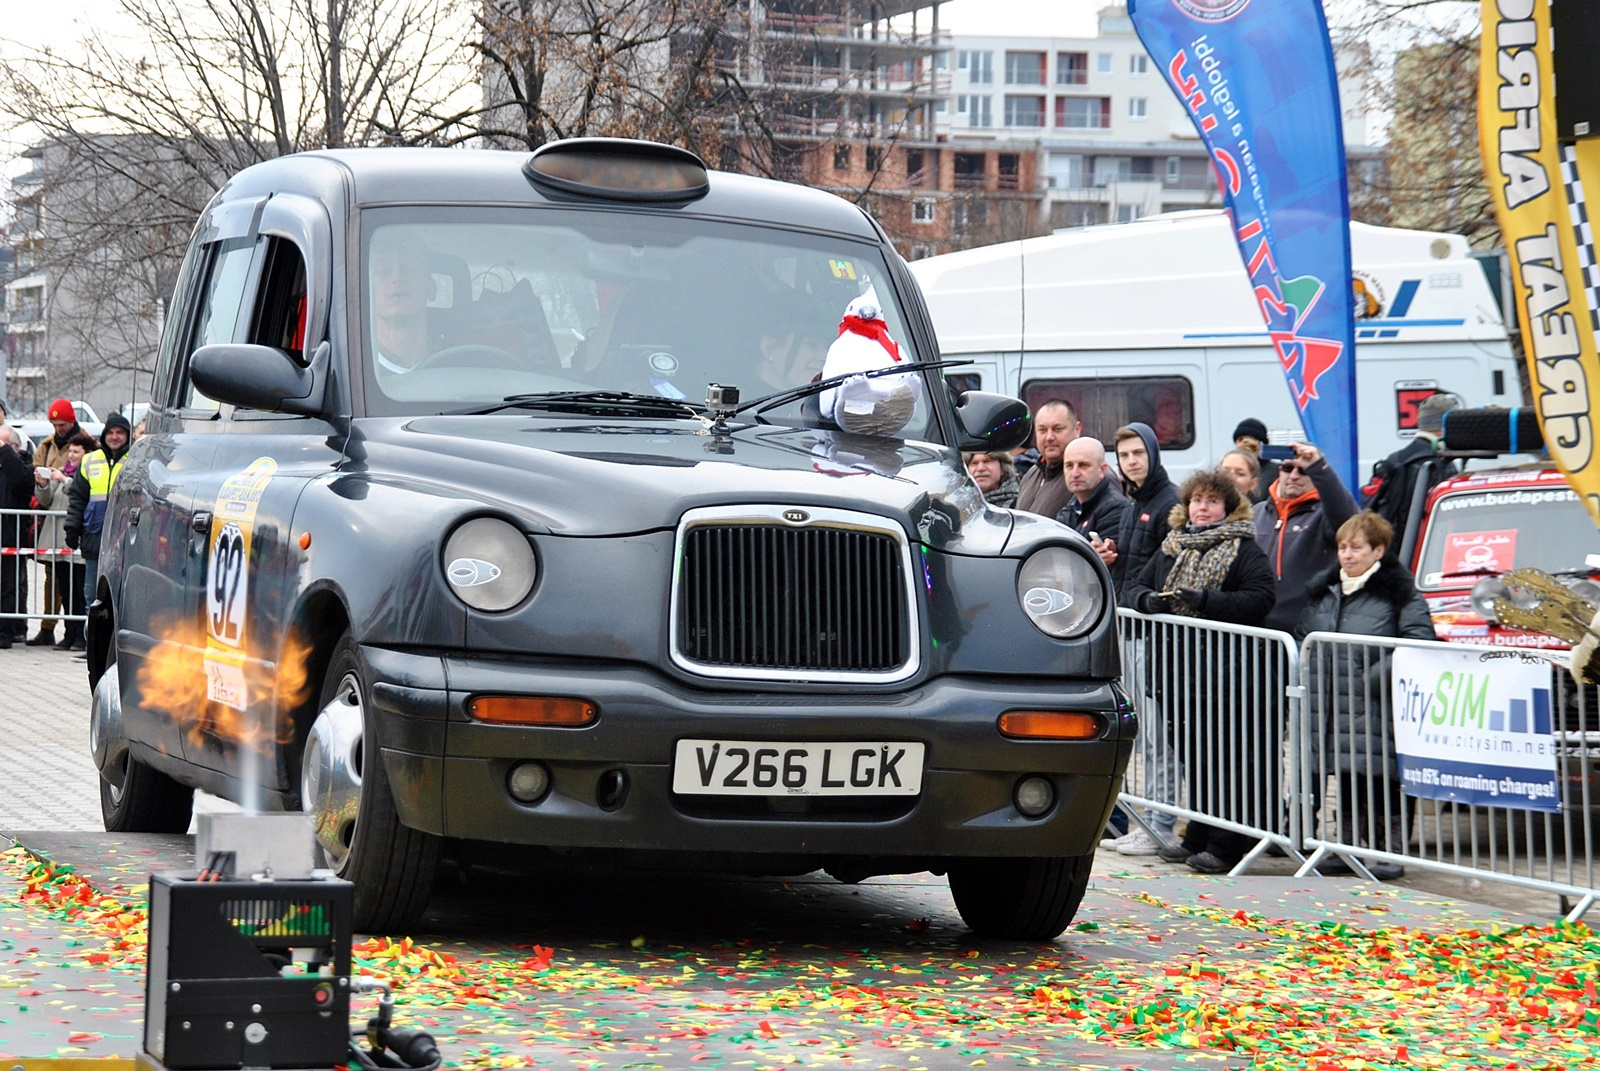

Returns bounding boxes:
[3,142,159,420]
[4,159,49,415]
[939,5,1380,230]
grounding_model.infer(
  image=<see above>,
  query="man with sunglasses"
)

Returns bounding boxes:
[1253,439,1358,633]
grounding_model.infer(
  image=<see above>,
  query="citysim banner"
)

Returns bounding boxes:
[1129,0,1359,489]
[1391,646,1560,812]
[1478,0,1600,526]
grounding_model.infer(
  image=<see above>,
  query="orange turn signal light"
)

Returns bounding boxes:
[997,711,1101,740]
[468,696,597,726]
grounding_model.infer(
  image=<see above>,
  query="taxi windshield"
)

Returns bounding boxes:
[358,206,927,433]
[1415,482,1600,588]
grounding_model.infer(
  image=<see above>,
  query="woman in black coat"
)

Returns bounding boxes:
[1124,468,1277,874]
[1296,511,1435,879]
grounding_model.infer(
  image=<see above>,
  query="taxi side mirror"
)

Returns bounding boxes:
[190,341,329,417]
[955,391,1032,453]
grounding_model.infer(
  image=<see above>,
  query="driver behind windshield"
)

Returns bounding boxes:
[756,294,832,392]
[370,228,441,379]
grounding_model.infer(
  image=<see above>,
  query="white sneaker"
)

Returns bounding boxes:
[1114,829,1162,856]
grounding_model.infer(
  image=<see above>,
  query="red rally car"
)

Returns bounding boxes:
[1411,464,1600,648]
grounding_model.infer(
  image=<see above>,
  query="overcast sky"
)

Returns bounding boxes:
[0,0,1101,56]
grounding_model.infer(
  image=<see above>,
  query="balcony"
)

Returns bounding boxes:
[6,350,48,371]
[764,115,941,140]
[760,13,952,55]
[745,63,951,99]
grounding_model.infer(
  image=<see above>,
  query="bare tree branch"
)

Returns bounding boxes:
[0,0,478,406]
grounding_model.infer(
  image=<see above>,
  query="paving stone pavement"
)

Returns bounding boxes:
[0,644,103,832]
[0,643,235,834]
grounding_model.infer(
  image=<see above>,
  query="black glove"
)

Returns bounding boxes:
[1172,586,1204,610]
[64,532,79,551]
[1136,591,1165,614]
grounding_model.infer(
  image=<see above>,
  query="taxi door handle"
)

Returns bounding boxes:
[192,510,213,533]
[128,506,141,526]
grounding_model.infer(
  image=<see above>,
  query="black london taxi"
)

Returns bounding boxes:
[86,139,1132,939]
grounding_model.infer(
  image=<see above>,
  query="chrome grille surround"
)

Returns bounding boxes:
[670,505,921,683]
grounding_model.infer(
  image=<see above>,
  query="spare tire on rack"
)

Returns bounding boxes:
[1440,406,1546,454]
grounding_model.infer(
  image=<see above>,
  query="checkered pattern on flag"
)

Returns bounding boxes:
[1561,143,1600,335]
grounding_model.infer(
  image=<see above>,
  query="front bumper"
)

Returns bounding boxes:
[364,646,1135,861]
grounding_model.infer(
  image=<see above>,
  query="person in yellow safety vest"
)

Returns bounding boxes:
[64,413,133,642]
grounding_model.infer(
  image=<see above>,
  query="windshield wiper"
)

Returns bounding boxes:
[733,359,976,423]
[453,391,707,418]
[1436,567,1505,579]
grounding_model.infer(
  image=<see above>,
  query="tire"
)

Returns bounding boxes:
[948,855,1093,941]
[301,633,439,932]
[97,638,194,834]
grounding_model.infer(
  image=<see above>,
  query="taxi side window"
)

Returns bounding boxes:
[178,238,255,412]
[247,238,310,364]
[149,239,206,421]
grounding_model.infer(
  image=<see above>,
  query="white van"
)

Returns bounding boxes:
[908,211,1518,480]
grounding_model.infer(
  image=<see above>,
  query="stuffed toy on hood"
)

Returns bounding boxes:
[818,295,921,437]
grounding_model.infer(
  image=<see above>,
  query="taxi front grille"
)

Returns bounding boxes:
[677,523,910,674]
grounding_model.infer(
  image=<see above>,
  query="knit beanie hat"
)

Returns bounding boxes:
[1232,417,1268,444]
[47,398,76,423]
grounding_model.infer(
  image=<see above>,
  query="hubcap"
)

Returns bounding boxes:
[301,672,364,871]
[90,663,129,802]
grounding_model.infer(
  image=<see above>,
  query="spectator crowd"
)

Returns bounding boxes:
[0,397,140,655]
[964,392,1459,879]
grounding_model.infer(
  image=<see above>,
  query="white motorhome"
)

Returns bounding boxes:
[909,211,1518,480]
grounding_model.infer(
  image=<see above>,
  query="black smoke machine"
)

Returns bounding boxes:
[138,814,439,1071]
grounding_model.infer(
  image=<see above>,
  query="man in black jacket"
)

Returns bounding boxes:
[1360,392,1459,556]
[64,414,133,635]
[1104,422,1180,595]
[1056,437,1130,558]
[0,425,35,647]
[1101,421,1183,856]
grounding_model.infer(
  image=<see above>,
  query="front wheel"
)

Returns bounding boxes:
[301,633,439,933]
[947,855,1092,941]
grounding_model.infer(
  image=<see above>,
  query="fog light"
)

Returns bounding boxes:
[1014,776,1055,817]
[507,761,551,803]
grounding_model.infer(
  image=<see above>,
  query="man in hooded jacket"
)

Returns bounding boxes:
[64,413,133,625]
[1099,422,1184,856]
[1105,422,1180,596]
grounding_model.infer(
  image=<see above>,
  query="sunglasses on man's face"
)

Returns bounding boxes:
[1278,462,1303,475]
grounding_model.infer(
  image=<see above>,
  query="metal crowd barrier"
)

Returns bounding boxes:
[1297,632,1596,921]
[0,507,88,631]
[1114,609,1600,921]
[1114,607,1302,862]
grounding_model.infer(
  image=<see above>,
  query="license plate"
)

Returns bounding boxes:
[672,740,925,796]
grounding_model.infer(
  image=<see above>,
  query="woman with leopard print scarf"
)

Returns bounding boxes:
[1124,468,1276,876]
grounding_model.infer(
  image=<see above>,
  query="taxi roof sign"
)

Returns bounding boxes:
[524,138,710,202]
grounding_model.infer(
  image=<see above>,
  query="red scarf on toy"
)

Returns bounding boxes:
[837,314,902,362]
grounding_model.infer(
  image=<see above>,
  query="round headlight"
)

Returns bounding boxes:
[443,517,537,612]
[1017,546,1105,638]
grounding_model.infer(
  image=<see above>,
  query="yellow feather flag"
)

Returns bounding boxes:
[1479,0,1600,524]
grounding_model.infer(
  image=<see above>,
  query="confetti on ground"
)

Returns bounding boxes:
[4,845,1598,1069]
